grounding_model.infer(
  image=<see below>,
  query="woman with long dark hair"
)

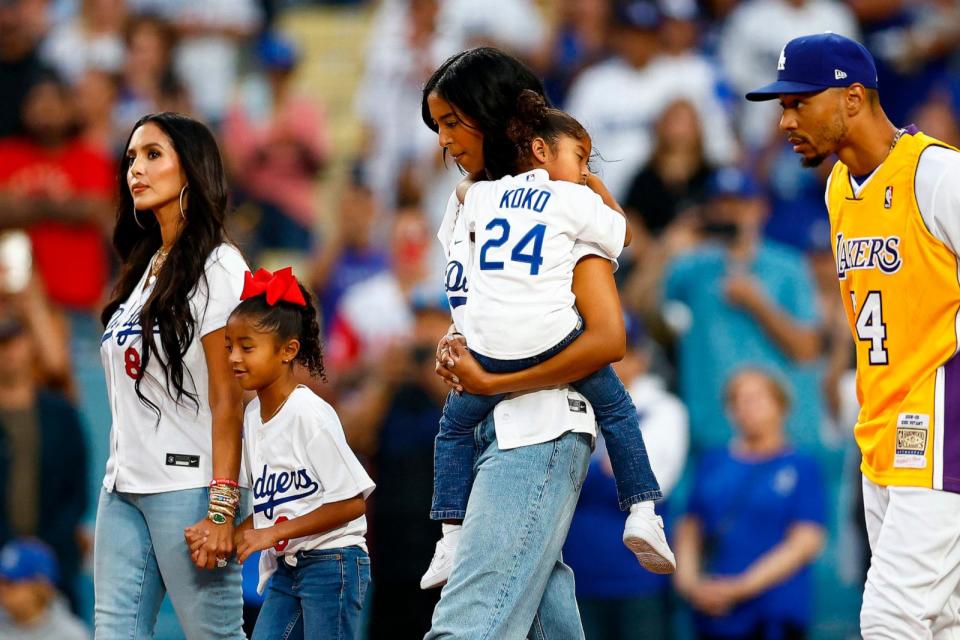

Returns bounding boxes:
[94,112,247,638]
[421,48,656,637]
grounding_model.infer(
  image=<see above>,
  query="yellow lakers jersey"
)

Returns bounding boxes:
[828,131,960,491]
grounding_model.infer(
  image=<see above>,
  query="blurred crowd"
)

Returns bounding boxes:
[1,0,960,637]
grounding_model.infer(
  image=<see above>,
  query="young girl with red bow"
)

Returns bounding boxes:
[201,267,375,639]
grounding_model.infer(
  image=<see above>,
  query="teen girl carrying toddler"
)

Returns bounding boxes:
[423,91,674,588]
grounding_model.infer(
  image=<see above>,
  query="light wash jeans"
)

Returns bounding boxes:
[93,487,247,639]
[426,414,593,639]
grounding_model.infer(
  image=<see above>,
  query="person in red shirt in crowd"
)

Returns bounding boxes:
[0,70,114,313]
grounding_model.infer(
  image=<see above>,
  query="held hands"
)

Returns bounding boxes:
[235,527,277,564]
[184,517,235,570]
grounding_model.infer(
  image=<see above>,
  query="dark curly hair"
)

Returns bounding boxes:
[228,283,326,381]
[506,90,590,174]
[421,47,548,180]
[102,112,233,418]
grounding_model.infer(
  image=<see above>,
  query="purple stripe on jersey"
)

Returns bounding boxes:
[942,355,960,492]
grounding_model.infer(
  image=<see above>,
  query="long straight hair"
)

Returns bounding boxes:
[421,47,548,180]
[102,112,230,417]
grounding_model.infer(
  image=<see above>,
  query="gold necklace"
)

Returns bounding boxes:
[889,127,906,154]
[263,385,299,423]
[150,247,170,279]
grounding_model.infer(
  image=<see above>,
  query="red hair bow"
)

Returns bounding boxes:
[240,267,306,307]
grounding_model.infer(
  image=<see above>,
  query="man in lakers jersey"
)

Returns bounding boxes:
[747,33,960,637]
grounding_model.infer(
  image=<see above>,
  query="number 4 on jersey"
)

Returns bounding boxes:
[852,291,888,365]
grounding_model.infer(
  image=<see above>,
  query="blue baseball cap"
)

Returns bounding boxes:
[614,0,662,30]
[0,539,58,584]
[256,31,300,71]
[708,166,761,199]
[745,32,878,102]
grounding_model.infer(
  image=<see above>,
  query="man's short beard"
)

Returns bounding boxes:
[801,153,829,168]
[801,111,847,169]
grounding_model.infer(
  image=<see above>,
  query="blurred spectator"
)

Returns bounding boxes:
[0,0,47,139]
[223,30,330,257]
[127,0,262,127]
[309,167,389,334]
[337,303,450,639]
[531,0,613,106]
[40,0,126,84]
[757,140,832,254]
[74,68,121,155]
[356,0,458,211]
[719,0,859,148]
[850,0,960,127]
[0,71,113,315]
[674,368,826,640]
[658,167,823,451]
[911,90,960,148]
[0,314,88,609]
[566,0,737,199]
[0,539,88,640]
[623,99,712,238]
[114,14,189,141]
[325,206,431,374]
[438,0,546,56]
[564,316,689,640]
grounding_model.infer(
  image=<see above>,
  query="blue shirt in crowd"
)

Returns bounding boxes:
[563,456,670,599]
[687,446,825,637]
[663,240,823,451]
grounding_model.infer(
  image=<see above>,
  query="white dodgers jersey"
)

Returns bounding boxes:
[460,169,626,360]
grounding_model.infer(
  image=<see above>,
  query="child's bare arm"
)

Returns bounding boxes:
[585,174,633,247]
[234,495,366,563]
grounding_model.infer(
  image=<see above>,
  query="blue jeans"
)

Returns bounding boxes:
[431,327,662,520]
[426,414,592,639]
[252,547,370,640]
[93,487,247,639]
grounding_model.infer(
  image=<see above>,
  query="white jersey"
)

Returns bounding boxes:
[243,386,375,593]
[460,169,626,359]
[100,243,248,493]
[437,188,608,449]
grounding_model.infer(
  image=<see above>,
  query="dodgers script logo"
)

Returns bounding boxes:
[445,260,468,308]
[835,232,902,280]
[101,303,150,345]
[253,464,320,519]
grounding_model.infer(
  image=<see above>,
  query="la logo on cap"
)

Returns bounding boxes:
[778,48,786,71]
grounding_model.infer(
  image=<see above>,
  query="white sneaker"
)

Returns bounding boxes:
[623,511,676,574]
[420,534,459,590]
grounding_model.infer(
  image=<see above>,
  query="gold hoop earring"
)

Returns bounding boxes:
[178,185,188,221]
[133,209,146,230]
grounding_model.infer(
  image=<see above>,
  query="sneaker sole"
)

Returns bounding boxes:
[420,576,448,590]
[623,536,676,574]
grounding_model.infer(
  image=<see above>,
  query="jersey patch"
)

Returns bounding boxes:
[165,453,200,468]
[567,397,587,414]
[894,413,929,469]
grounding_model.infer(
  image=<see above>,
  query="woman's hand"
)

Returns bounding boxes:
[235,527,277,564]
[435,330,466,392]
[184,517,236,570]
[442,341,497,395]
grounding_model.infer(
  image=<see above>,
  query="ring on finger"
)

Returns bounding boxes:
[216,557,228,568]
